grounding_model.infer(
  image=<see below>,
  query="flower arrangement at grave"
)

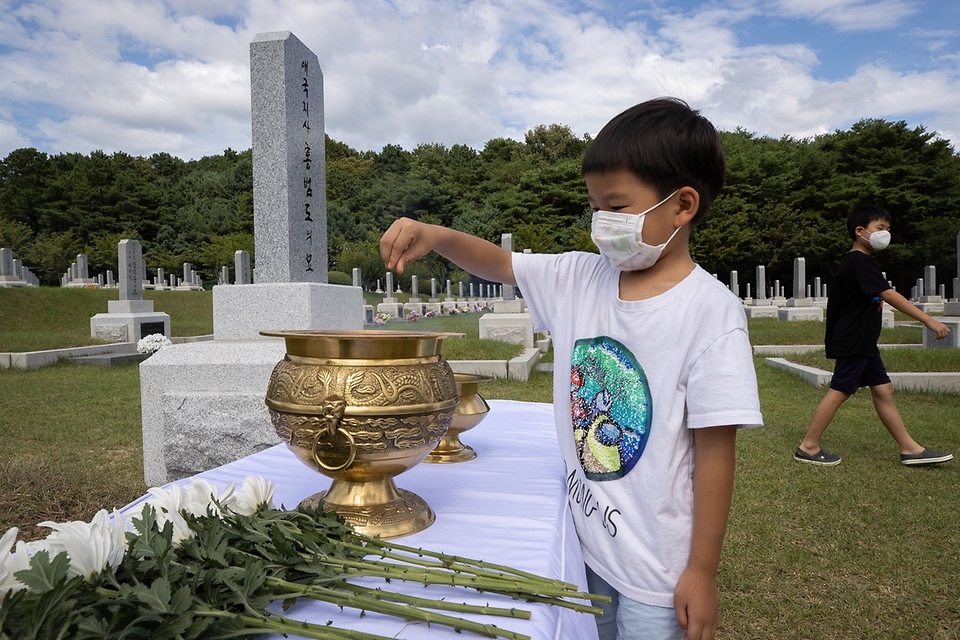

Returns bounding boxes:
[459,306,471,314]
[136,333,172,355]
[425,310,437,318]
[407,309,420,322]
[448,307,458,315]
[373,312,392,325]
[0,477,606,639]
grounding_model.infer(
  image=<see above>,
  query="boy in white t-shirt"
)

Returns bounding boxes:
[380,97,763,640]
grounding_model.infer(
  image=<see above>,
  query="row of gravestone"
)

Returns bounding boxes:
[60,253,205,291]
[726,259,957,315]
[0,248,40,287]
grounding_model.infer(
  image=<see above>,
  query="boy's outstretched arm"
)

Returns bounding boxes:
[878,289,950,339]
[674,425,737,640]
[380,217,517,286]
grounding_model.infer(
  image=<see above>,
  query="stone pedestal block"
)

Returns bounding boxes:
[882,308,894,329]
[923,318,960,349]
[90,298,170,343]
[744,306,780,319]
[403,302,425,317]
[479,312,534,348]
[493,299,524,314]
[376,302,405,320]
[140,340,287,486]
[777,307,824,322]
[213,283,363,340]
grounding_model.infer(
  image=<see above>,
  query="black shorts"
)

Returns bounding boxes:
[829,354,891,394]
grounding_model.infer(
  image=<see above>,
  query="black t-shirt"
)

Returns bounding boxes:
[824,251,891,358]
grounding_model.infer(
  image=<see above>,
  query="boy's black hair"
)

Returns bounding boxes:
[581,97,726,225]
[847,204,892,239]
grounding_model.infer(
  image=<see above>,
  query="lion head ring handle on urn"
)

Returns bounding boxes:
[262,330,462,539]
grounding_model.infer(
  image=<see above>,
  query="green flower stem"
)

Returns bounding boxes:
[361,537,582,589]
[336,582,532,619]
[195,608,395,640]
[267,577,530,640]
[333,559,595,601]
[343,540,569,587]
[488,592,606,616]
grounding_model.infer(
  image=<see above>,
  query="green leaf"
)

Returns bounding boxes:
[15,549,70,593]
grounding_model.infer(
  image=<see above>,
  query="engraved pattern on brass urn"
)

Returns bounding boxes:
[267,359,456,409]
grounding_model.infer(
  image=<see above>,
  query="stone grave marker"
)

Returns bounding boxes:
[91,240,170,342]
[234,250,251,284]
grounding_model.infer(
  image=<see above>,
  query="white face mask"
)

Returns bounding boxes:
[591,190,680,271]
[861,229,891,251]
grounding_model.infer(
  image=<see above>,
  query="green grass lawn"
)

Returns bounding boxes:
[0,287,213,352]
[2,294,959,637]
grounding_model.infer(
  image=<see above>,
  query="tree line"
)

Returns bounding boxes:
[2,119,959,295]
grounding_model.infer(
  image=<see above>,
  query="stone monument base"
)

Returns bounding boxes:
[214,283,363,340]
[139,340,287,486]
[744,306,779,319]
[376,302,405,320]
[403,302,424,317]
[923,318,960,349]
[916,301,944,314]
[90,300,170,343]
[494,299,524,314]
[943,302,960,316]
[479,312,534,348]
[882,308,894,329]
[777,307,824,322]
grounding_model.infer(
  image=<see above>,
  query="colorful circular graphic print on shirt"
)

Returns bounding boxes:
[570,337,651,481]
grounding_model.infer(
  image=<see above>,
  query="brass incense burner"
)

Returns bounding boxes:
[424,373,492,463]
[262,330,461,539]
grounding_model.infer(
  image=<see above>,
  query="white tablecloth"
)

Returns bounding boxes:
[129,399,600,640]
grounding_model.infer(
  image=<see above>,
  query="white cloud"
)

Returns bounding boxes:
[0,0,958,160]
[771,0,919,32]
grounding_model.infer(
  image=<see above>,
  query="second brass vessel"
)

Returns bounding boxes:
[424,373,492,463]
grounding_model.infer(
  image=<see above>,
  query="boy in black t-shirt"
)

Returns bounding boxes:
[795,204,954,467]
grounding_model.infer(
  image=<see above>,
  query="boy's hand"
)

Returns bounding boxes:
[380,218,436,274]
[926,318,951,340]
[674,568,719,640]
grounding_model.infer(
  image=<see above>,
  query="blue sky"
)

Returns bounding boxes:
[0,0,958,160]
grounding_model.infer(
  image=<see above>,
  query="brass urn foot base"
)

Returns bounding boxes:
[423,437,477,463]
[300,487,436,539]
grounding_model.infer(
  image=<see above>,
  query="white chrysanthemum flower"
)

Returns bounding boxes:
[38,509,126,581]
[0,527,23,594]
[184,479,236,517]
[233,477,276,515]
[139,484,194,545]
[136,333,172,354]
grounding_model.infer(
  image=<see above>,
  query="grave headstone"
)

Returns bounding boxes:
[430,278,438,302]
[250,32,325,284]
[729,270,739,298]
[501,234,516,301]
[106,270,115,287]
[91,239,170,342]
[744,266,781,317]
[220,266,230,285]
[410,276,420,302]
[0,248,27,287]
[352,267,361,288]
[234,250,251,285]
